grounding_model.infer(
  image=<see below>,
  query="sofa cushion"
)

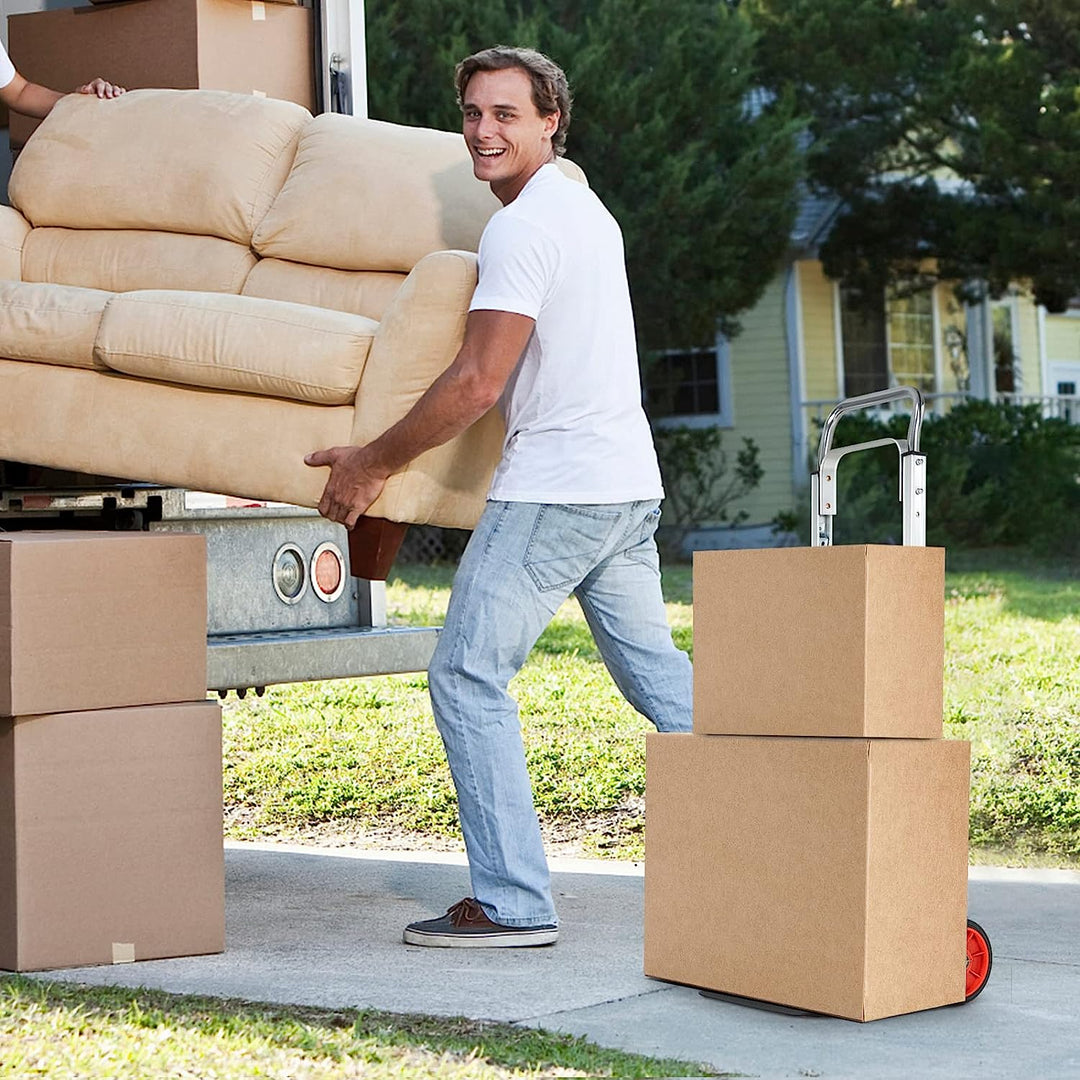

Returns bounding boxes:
[0,281,113,370]
[0,359,358,513]
[0,205,30,281]
[242,259,406,320]
[9,90,310,245]
[94,291,378,405]
[252,114,503,272]
[23,230,257,295]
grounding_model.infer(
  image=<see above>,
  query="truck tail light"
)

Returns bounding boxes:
[311,541,346,603]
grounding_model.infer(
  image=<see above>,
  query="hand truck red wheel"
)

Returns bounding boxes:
[964,919,992,1002]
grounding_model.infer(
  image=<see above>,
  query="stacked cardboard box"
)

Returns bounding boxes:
[644,545,971,1022]
[0,532,223,972]
[7,0,315,148]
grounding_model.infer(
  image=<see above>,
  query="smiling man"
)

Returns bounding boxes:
[306,46,692,948]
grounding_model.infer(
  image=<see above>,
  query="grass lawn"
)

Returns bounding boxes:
[223,552,1079,865]
[942,551,1079,865]
[5,551,1072,1078]
[0,977,720,1079]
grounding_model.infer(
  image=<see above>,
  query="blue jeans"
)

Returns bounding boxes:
[427,499,693,927]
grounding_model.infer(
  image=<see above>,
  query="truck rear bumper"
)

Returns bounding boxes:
[208,625,438,693]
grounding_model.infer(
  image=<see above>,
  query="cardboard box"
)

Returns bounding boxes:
[0,700,224,971]
[644,733,970,1022]
[693,545,945,737]
[0,531,207,717]
[8,0,315,146]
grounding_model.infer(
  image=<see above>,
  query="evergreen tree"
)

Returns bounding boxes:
[365,0,804,349]
[748,0,1080,310]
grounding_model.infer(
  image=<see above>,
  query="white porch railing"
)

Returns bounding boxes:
[995,393,1080,422]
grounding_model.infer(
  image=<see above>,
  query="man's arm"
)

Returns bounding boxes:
[305,308,534,528]
[0,73,125,119]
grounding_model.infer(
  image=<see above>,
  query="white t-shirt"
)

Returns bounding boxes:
[0,44,16,91]
[469,163,663,504]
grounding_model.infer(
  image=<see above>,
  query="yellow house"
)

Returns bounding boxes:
[647,196,1080,547]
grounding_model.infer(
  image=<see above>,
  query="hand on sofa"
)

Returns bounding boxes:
[0,71,124,119]
[305,444,389,528]
[76,78,126,100]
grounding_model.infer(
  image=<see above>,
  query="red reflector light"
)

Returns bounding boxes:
[311,542,346,602]
[315,550,341,594]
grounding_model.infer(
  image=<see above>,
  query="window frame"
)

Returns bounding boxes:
[645,330,734,429]
[835,283,943,398]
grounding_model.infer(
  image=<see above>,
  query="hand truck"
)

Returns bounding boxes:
[811,386,992,1003]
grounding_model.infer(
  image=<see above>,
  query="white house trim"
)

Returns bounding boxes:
[785,263,808,480]
[832,282,845,398]
[1038,304,1049,396]
[931,284,944,394]
[966,299,994,400]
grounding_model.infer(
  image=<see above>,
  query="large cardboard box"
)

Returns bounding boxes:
[644,733,970,1022]
[0,699,224,972]
[8,0,315,146]
[0,532,206,717]
[693,545,945,737]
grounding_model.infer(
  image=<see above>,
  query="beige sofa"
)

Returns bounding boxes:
[0,89,584,575]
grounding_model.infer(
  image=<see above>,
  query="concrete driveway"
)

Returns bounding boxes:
[35,842,1080,1080]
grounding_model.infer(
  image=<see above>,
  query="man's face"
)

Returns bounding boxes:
[462,67,559,205]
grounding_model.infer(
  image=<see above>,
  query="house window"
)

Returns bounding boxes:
[840,288,887,396]
[991,300,1019,393]
[840,286,935,396]
[644,337,732,425]
[887,291,935,392]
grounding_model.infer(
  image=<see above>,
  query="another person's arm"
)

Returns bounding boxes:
[0,71,125,120]
[305,308,533,527]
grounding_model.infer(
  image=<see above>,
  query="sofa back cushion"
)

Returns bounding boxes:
[0,281,113,370]
[242,259,406,320]
[252,114,502,272]
[95,291,378,405]
[9,90,310,246]
[23,229,256,295]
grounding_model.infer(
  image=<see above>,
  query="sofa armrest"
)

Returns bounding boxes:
[352,249,476,423]
[351,248,504,528]
[0,205,30,281]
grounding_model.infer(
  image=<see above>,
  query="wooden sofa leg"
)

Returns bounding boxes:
[347,516,409,581]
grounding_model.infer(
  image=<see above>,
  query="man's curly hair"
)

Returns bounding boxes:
[455,45,572,157]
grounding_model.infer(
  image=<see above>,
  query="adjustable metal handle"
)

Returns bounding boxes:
[810,387,927,547]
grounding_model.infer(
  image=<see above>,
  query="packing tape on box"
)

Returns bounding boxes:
[112,942,135,965]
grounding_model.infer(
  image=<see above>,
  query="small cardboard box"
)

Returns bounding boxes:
[644,733,970,1022]
[0,700,224,972]
[0,531,207,717]
[8,0,315,147]
[693,545,945,737]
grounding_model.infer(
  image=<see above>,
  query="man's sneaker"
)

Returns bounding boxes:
[402,897,558,948]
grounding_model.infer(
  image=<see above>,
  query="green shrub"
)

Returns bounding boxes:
[969,713,1080,859]
[653,425,763,557]
[808,401,1080,554]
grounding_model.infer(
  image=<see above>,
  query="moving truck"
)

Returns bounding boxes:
[0,0,441,694]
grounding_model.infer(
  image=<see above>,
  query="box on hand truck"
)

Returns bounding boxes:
[645,387,992,1021]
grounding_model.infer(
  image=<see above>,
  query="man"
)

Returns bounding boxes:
[305,46,692,947]
[0,39,123,118]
